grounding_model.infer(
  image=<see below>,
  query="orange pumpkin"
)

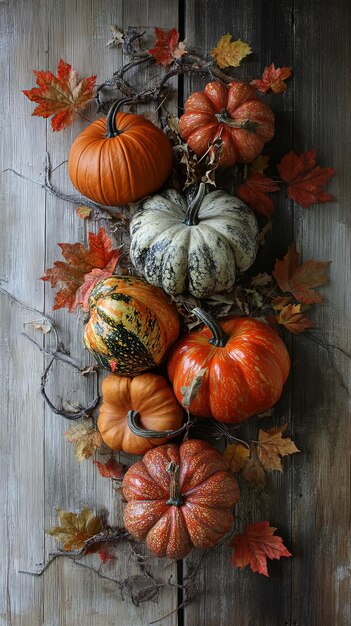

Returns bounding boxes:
[123,439,240,559]
[98,373,184,455]
[68,100,173,206]
[168,308,290,423]
[179,81,275,169]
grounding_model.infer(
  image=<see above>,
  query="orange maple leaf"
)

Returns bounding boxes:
[41,227,121,312]
[93,458,126,480]
[277,149,335,208]
[224,443,250,473]
[257,424,300,471]
[238,172,280,217]
[231,521,292,576]
[276,303,314,334]
[272,243,329,304]
[251,64,292,94]
[148,27,186,67]
[23,59,96,131]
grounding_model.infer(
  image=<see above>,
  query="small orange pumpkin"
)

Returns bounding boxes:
[98,373,184,455]
[68,100,173,206]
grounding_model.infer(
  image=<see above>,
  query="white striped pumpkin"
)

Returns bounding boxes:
[129,184,258,298]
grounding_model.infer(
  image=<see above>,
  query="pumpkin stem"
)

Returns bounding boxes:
[127,410,188,439]
[192,307,229,348]
[166,461,183,507]
[106,98,134,138]
[215,109,259,132]
[183,182,206,226]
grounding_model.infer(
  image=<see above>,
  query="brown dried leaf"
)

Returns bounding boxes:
[46,508,103,550]
[64,422,103,461]
[257,424,300,472]
[251,273,273,288]
[241,444,266,490]
[224,443,250,472]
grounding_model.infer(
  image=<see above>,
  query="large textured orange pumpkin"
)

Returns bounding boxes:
[68,100,173,206]
[123,439,240,559]
[98,373,184,455]
[84,276,179,375]
[179,81,275,169]
[168,308,290,423]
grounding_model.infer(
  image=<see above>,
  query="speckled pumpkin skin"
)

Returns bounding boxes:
[179,81,275,169]
[130,187,258,298]
[123,440,240,560]
[168,317,290,423]
[98,373,184,455]
[84,276,179,375]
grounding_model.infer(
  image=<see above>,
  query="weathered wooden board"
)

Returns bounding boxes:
[1,1,350,625]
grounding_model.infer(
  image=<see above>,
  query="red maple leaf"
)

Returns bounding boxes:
[251,64,292,94]
[93,458,126,480]
[238,172,280,217]
[148,27,186,67]
[231,521,291,576]
[277,149,335,208]
[272,243,329,304]
[23,59,96,131]
[41,227,121,312]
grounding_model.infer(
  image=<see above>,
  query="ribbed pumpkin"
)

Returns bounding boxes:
[68,100,173,206]
[98,373,184,455]
[168,309,290,423]
[123,439,240,559]
[179,81,275,169]
[130,183,258,298]
[84,276,179,375]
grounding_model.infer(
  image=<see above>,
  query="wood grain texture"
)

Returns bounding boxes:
[1,1,350,625]
[1,1,179,625]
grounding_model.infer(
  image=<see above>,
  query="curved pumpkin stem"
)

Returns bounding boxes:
[166,461,183,507]
[192,307,229,348]
[127,410,189,439]
[183,182,206,226]
[106,98,135,138]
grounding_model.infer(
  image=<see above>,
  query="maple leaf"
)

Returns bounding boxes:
[271,295,291,310]
[238,172,280,218]
[41,227,121,312]
[250,154,269,173]
[224,443,250,472]
[231,521,292,576]
[23,59,96,131]
[276,304,314,334]
[46,508,103,551]
[98,548,116,563]
[257,424,299,471]
[241,444,266,490]
[251,64,292,94]
[211,34,252,68]
[148,27,186,67]
[272,243,330,304]
[277,149,335,208]
[93,458,126,480]
[64,422,103,461]
[76,206,92,220]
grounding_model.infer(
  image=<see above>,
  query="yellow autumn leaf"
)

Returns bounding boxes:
[46,508,103,550]
[64,422,102,461]
[257,424,300,472]
[224,443,250,472]
[211,34,252,68]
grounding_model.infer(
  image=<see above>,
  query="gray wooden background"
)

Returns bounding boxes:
[1,1,350,625]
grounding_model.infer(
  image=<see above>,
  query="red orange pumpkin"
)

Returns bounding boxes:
[167,308,290,423]
[98,373,184,455]
[123,439,240,559]
[68,100,173,206]
[179,81,275,168]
